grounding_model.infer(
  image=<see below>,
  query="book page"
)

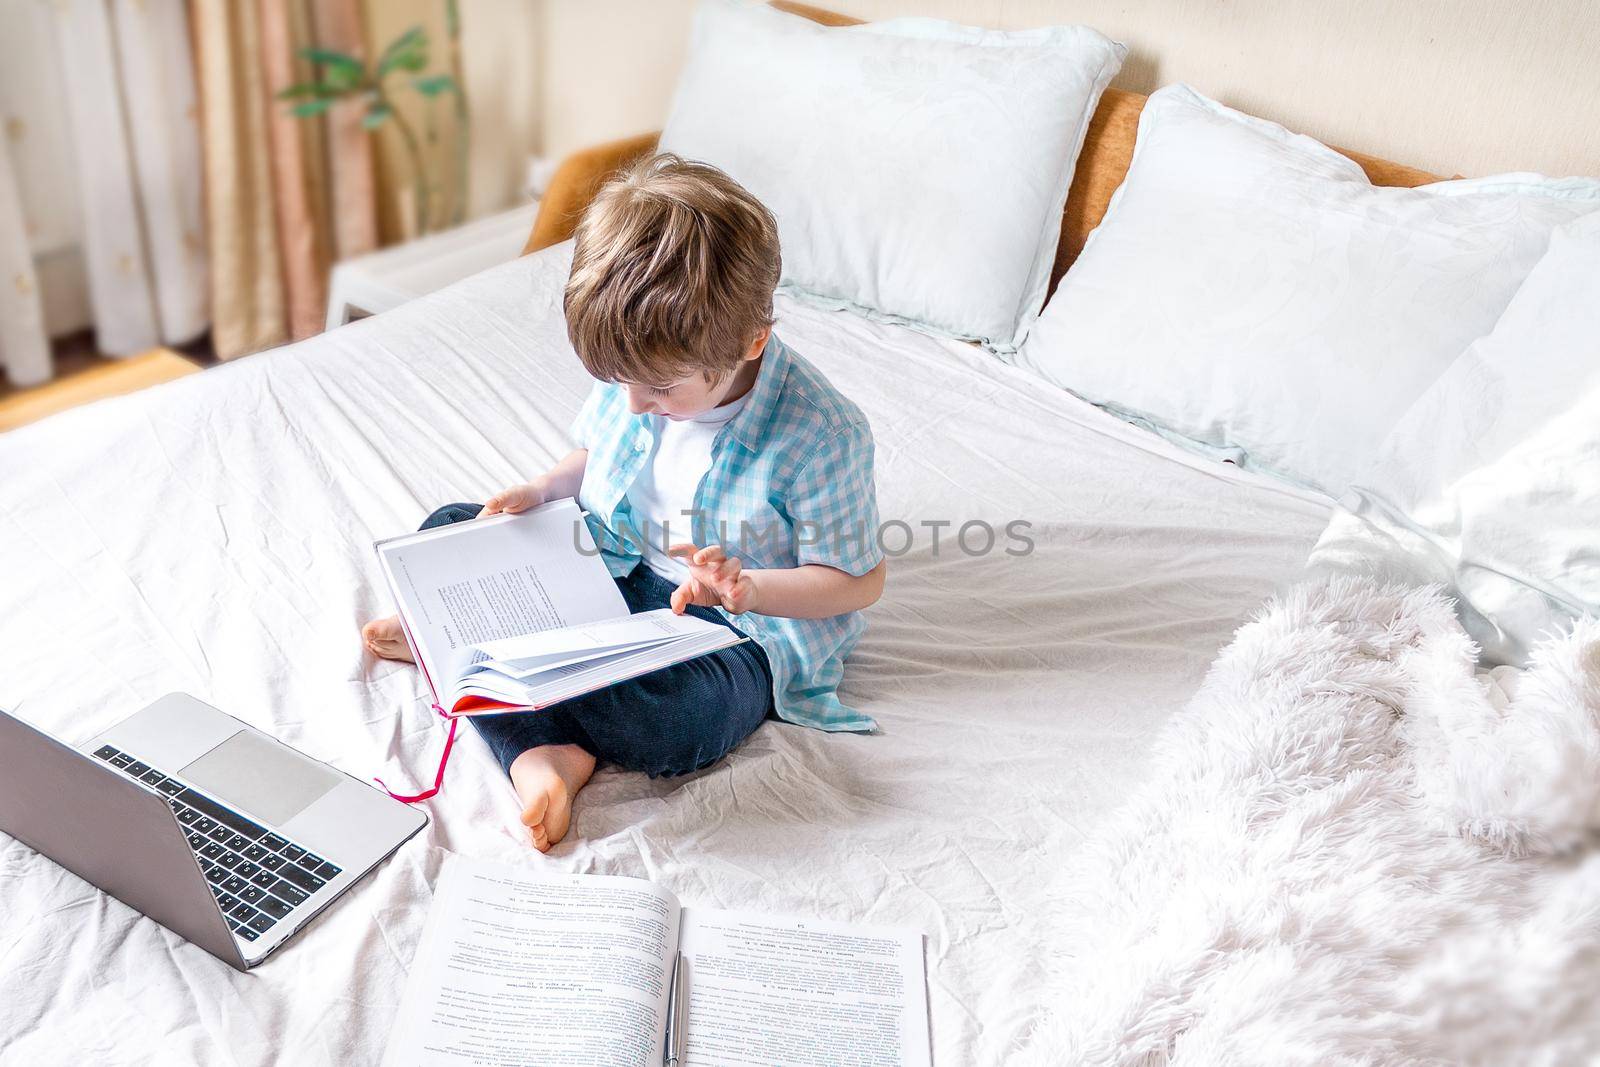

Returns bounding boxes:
[451,626,745,716]
[383,857,680,1067]
[472,609,727,676]
[374,500,627,703]
[676,908,931,1067]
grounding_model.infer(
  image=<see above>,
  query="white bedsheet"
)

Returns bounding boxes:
[0,242,1330,1066]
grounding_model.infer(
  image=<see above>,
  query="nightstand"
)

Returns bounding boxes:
[323,201,540,332]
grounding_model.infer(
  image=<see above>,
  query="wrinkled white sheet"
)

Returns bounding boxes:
[0,242,1330,1066]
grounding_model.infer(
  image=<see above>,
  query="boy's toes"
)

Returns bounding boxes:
[519,790,550,828]
[508,749,585,852]
[521,791,553,851]
[361,616,414,662]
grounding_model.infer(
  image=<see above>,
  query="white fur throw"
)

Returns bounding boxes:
[1018,577,1600,1066]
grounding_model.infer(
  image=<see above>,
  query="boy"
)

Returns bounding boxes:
[362,153,885,851]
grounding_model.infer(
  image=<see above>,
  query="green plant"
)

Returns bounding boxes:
[278,17,469,237]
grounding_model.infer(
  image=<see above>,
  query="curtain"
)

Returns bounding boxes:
[2,0,524,378]
[190,0,391,359]
[0,0,205,385]
[312,0,379,263]
[0,140,50,387]
[257,0,334,343]
[189,0,289,359]
[50,0,207,356]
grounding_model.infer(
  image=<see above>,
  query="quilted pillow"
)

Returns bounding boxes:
[1014,83,1600,496]
[658,0,1125,356]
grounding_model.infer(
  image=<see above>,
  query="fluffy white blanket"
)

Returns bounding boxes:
[1019,577,1600,1066]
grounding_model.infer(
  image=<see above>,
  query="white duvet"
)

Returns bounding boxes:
[0,242,1330,1066]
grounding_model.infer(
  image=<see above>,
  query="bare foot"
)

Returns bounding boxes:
[361,614,414,662]
[508,744,597,852]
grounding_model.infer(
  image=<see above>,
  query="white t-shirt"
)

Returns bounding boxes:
[628,392,749,584]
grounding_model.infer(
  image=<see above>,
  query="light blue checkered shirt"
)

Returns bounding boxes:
[571,332,883,732]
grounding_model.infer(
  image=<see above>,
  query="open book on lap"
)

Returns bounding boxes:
[382,856,932,1067]
[375,499,745,717]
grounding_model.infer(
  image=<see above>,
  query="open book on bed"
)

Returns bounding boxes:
[375,498,745,717]
[382,855,932,1067]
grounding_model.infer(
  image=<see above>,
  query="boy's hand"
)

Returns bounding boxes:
[668,543,758,615]
[481,482,546,517]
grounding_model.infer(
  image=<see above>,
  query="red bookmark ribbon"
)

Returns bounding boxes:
[375,703,460,803]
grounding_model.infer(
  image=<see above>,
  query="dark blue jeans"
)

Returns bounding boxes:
[420,504,775,778]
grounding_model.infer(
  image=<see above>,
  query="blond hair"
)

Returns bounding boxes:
[563,152,781,386]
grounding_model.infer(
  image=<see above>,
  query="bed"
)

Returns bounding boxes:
[0,229,1334,1062]
[14,2,1596,1063]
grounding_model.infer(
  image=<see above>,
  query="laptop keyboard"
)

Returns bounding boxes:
[91,744,342,944]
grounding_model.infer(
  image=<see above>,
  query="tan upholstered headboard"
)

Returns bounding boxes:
[522,0,1445,297]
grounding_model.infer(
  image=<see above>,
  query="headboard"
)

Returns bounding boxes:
[521,0,1445,296]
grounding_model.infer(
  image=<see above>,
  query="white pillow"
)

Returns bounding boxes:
[1013,83,1600,495]
[1309,212,1600,665]
[657,0,1125,356]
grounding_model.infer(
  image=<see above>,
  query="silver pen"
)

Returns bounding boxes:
[664,950,685,1066]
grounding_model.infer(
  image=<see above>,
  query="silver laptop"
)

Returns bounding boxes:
[0,693,427,971]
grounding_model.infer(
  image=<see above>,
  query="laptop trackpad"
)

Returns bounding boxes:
[181,730,340,827]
